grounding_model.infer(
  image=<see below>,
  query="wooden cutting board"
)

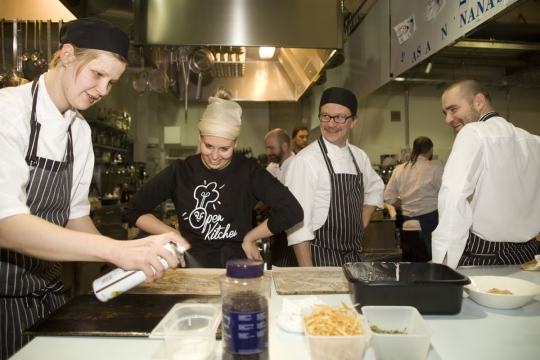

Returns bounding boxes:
[23,294,221,337]
[127,268,226,295]
[271,266,349,295]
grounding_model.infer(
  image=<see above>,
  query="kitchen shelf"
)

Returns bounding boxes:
[87,119,128,134]
[93,144,129,153]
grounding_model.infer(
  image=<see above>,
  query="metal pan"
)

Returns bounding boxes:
[189,47,214,100]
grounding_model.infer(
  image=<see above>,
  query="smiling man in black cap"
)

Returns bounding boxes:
[283,87,384,267]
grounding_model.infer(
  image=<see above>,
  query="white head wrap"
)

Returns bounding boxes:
[198,96,242,140]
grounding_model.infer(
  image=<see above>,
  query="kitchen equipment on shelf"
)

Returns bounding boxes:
[22,20,30,61]
[46,19,52,66]
[132,46,148,95]
[30,20,40,62]
[179,46,190,123]
[189,46,214,100]
[168,47,176,87]
[161,46,170,93]
[4,20,25,87]
[0,19,8,84]
[33,21,46,68]
[148,47,166,93]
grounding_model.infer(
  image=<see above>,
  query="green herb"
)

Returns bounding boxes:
[370,325,408,334]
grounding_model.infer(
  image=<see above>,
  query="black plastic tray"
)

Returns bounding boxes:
[342,262,470,315]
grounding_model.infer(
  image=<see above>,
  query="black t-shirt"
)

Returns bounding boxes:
[123,154,303,267]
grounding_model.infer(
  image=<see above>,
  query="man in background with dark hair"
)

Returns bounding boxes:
[433,78,540,268]
[384,136,444,262]
[291,124,310,154]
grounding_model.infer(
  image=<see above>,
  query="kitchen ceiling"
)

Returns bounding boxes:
[56,0,540,96]
[393,0,540,88]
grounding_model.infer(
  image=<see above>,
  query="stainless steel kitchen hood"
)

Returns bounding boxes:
[58,0,344,101]
[133,0,343,101]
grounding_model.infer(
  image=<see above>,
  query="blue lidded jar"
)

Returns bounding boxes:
[220,259,270,360]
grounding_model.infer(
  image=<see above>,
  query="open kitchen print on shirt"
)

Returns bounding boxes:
[184,180,238,240]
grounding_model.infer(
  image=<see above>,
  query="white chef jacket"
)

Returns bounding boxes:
[384,156,444,230]
[284,137,384,245]
[432,115,540,269]
[0,75,94,221]
[266,152,295,183]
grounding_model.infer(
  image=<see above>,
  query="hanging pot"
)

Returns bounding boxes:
[189,47,214,100]
[132,46,148,95]
[148,47,167,93]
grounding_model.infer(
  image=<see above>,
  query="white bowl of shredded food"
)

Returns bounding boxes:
[301,303,367,360]
[465,276,540,310]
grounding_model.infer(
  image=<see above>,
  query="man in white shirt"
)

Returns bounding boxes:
[255,129,297,266]
[265,128,295,182]
[384,136,444,262]
[284,87,385,267]
[433,78,540,269]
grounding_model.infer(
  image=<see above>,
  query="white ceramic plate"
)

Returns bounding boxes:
[464,276,540,310]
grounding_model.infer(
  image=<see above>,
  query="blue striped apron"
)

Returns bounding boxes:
[0,77,73,359]
[312,137,365,266]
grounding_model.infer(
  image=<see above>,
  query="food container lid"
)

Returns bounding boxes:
[226,259,264,278]
[149,304,222,339]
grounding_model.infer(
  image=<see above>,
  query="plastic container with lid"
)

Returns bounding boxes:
[149,303,222,360]
[220,259,270,360]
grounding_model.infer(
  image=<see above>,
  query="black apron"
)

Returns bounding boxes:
[0,78,73,360]
[312,137,365,267]
[403,209,438,259]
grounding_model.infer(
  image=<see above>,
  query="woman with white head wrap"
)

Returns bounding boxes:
[124,86,303,268]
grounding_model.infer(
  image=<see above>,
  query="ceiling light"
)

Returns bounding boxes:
[394,77,406,82]
[425,61,433,74]
[259,47,275,59]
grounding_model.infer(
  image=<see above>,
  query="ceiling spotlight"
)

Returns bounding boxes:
[425,61,433,74]
[259,47,275,59]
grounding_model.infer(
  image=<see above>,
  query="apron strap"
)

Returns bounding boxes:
[25,76,42,167]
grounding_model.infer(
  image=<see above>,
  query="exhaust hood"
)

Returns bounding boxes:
[134,0,343,101]
[60,0,344,101]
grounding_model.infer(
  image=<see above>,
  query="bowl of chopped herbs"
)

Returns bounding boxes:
[362,306,433,360]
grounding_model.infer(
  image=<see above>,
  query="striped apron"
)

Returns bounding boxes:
[459,233,539,266]
[312,137,365,267]
[270,231,298,267]
[0,78,73,360]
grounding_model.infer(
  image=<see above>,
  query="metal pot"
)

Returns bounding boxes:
[132,46,148,95]
[189,47,214,100]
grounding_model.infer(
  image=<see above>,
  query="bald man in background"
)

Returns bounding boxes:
[256,129,298,267]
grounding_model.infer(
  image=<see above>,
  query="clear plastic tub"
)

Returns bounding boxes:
[300,306,368,360]
[149,304,222,360]
[362,306,433,360]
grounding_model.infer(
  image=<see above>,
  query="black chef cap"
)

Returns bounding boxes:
[319,87,358,116]
[60,17,130,60]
